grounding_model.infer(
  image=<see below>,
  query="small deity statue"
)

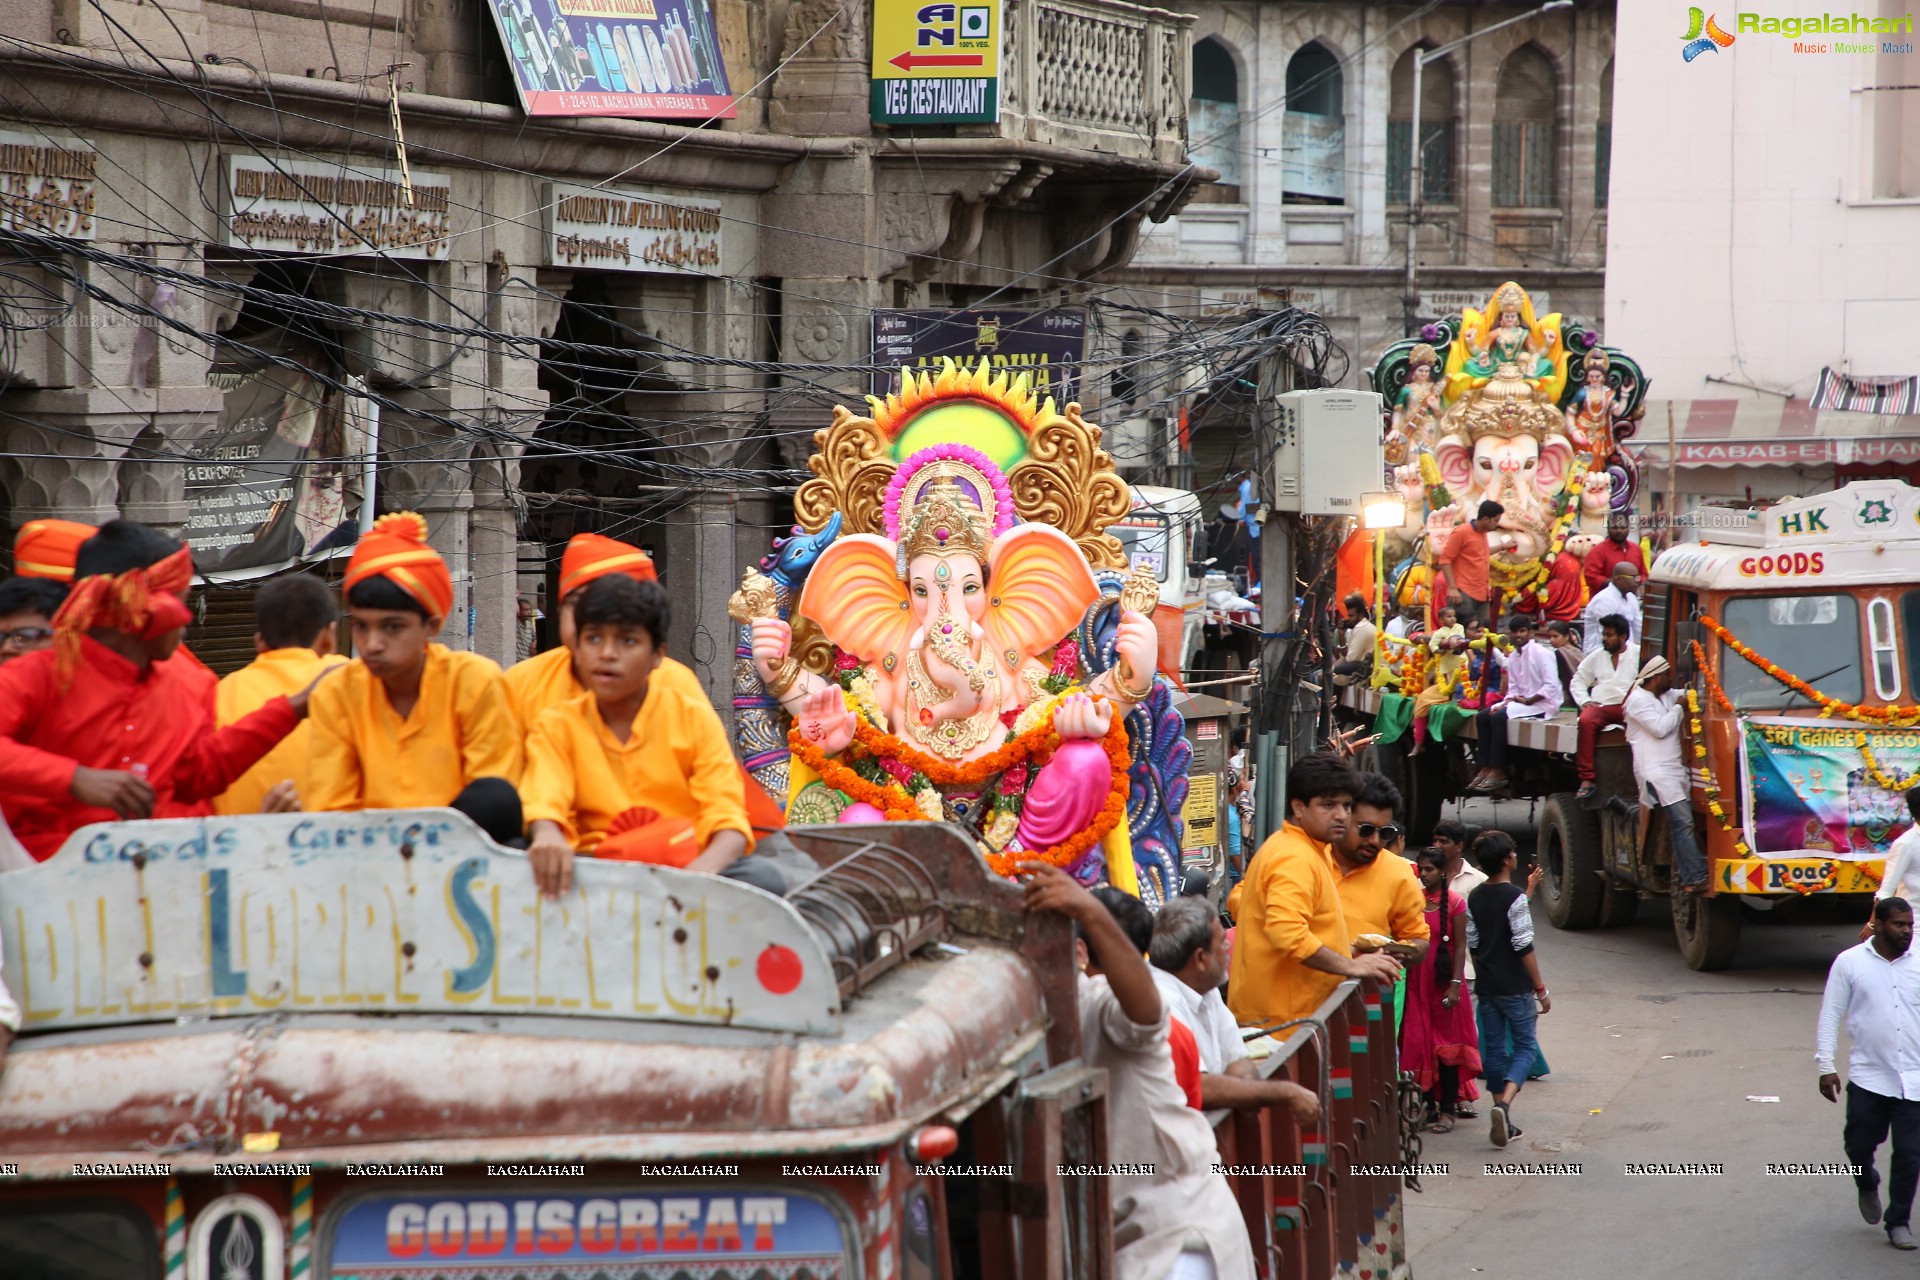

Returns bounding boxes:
[1564,347,1619,465]
[1460,281,1555,388]
[1387,343,1446,465]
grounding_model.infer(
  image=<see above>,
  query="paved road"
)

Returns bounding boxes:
[1403,799,1896,1279]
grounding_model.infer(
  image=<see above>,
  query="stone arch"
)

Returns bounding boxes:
[1190,36,1244,195]
[1283,40,1346,204]
[1493,42,1559,207]
[1596,57,1614,207]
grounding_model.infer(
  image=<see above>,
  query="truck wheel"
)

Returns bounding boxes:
[1671,889,1742,970]
[1540,794,1605,930]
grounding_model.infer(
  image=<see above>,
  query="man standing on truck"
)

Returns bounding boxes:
[1817,896,1920,1251]
[1437,501,1504,625]
[1621,657,1708,892]
[1570,614,1639,801]
[1226,754,1403,1032]
[1582,563,1642,656]
[1022,861,1258,1280]
[1582,513,1646,596]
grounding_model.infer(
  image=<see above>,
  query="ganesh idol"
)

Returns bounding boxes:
[727,359,1193,900]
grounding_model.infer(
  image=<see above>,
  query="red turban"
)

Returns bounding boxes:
[14,519,97,582]
[559,533,657,600]
[52,545,195,684]
[345,512,454,619]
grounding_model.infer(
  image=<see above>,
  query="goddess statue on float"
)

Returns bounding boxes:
[726,360,1191,901]
[1374,279,1649,616]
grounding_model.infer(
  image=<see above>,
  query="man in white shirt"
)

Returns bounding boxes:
[1468,615,1559,794]
[1571,613,1640,800]
[1022,863,1257,1280]
[1333,593,1377,688]
[1817,896,1920,1250]
[1873,791,1920,941]
[1623,657,1706,889]
[1582,563,1643,655]
[1148,898,1322,1119]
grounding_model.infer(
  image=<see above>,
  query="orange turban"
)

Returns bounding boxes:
[559,533,657,600]
[345,512,454,619]
[52,545,195,684]
[14,519,96,582]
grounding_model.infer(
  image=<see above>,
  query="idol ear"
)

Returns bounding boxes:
[1436,438,1473,492]
[794,534,913,663]
[1537,435,1573,494]
[982,524,1101,668]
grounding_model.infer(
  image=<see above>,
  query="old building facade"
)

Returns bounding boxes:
[0,0,1196,710]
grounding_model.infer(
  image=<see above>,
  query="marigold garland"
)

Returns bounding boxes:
[1685,687,1752,858]
[1702,615,1920,726]
[786,698,1132,877]
[1858,736,1919,794]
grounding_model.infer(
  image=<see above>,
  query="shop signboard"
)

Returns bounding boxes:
[870,0,1001,124]
[0,127,97,240]
[483,0,735,119]
[871,307,1085,401]
[543,181,723,274]
[222,156,451,260]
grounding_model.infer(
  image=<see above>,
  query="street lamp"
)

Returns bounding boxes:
[1361,492,1407,634]
[1402,0,1574,337]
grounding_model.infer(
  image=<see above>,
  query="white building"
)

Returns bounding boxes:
[1605,0,1920,517]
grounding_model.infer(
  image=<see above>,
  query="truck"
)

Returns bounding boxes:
[0,810,1406,1280]
[1346,479,1912,970]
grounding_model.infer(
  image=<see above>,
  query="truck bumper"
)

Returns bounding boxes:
[1714,856,1885,896]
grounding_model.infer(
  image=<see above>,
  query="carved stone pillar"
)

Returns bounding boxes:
[663,487,740,720]
[770,0,873,137]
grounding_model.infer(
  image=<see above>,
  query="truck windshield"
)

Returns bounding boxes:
[1718,594,1863,709]
[1110,513,1171,582]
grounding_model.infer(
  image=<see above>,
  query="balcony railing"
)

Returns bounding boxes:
[1001,0,1194,166]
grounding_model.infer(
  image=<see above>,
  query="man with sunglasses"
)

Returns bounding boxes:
[1333,772,1430,1037]
[0,577,65,666]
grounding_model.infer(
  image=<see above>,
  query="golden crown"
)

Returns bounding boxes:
[1583,347,1610,372]
[1495,282,1527,313]
[897,479,993,578]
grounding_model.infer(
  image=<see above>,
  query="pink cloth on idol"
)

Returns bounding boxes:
[1017,739,1111,849]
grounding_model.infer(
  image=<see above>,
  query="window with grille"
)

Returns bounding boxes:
[1493,46,1557,208]
[1387,47,1457,203]
[1595,59,1614,208]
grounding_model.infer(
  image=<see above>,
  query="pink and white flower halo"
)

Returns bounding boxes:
[882,443,1017,540]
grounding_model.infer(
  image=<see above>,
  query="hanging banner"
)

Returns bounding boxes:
[1738,715,1918,859]
[187,355,361,575]
[483,0,735,119]
[870,307,1086,401]
[871,0,1001,124]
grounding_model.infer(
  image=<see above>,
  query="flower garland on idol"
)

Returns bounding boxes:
[788,659,1132,878]
[1496,463,1586,613]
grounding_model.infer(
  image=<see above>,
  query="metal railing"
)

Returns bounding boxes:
[1210,979,1410,1280]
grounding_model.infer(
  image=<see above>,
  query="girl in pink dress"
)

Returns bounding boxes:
[1400,846,1484,1132]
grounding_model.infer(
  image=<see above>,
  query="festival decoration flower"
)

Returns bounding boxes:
[1701,615,1920,726]
[881,442,1017,538]
[1686,686,1753,858]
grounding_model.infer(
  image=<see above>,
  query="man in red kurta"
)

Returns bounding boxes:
[1581,514,1646,596]
[0,520,322,861]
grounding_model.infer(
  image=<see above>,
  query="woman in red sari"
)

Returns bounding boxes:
[1400,846,1484,1132]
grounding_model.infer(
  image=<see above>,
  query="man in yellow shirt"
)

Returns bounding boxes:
[1227,754,1401,1030]
[212,574,348,814]
[1331,772,1430,1037]
[306,513,524,842]
[522,574,770,898]
[506,531,784,833]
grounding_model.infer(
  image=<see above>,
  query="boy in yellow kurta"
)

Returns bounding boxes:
[305,513,524,841]
[212,573,348,815]
[506,531,784,833]
[521,574,766,899]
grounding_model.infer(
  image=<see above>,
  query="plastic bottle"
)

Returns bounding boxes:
[596,25,629,92]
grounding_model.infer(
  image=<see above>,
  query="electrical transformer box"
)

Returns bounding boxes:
[1269,389,1386,516]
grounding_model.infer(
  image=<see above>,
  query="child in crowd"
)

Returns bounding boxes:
[0,520,319,860]
[1466,830,1551,1148]
[213,574,347,815]
[521,574,768,898]
[305,513,524,841]
[1408,604,1464,755]
[0,576,66,666]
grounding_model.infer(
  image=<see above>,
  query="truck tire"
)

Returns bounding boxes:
[1672,888,1742,971]
[1540,793,1604,930]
